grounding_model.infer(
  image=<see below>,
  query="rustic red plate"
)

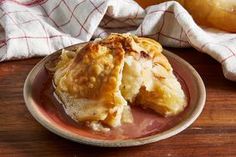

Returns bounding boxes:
[23,45,206,147]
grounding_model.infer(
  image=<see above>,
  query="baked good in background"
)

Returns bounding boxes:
[135,0,236,32]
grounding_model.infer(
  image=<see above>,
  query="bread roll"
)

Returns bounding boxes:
[135,0,236,32]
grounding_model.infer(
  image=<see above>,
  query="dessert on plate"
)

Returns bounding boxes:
[53,33,187,132]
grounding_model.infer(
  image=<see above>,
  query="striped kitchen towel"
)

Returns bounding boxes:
[0,0,236,80]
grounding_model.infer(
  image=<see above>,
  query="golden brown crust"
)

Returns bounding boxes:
[55,41,125,101]
[136,37,172,71]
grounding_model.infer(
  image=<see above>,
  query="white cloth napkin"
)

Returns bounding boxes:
[0,0,236,81]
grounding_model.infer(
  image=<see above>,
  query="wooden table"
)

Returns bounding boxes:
[0,48,236,157]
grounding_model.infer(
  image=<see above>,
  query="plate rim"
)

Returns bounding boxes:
[23,46,206,147]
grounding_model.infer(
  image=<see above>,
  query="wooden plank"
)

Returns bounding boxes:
[0,48,235,157]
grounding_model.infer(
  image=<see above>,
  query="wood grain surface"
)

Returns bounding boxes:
[0,48,236,157]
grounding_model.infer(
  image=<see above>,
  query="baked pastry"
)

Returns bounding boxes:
[53,33,187,131]
[54,38,133,131]
[135,0,236,32]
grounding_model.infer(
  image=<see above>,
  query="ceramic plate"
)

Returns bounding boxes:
[24,44,206,147]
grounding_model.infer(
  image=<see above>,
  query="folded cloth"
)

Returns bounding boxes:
[0,0,235,81]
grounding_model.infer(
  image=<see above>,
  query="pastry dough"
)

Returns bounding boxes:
[53,33,187,131]
[135,37,186,116]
